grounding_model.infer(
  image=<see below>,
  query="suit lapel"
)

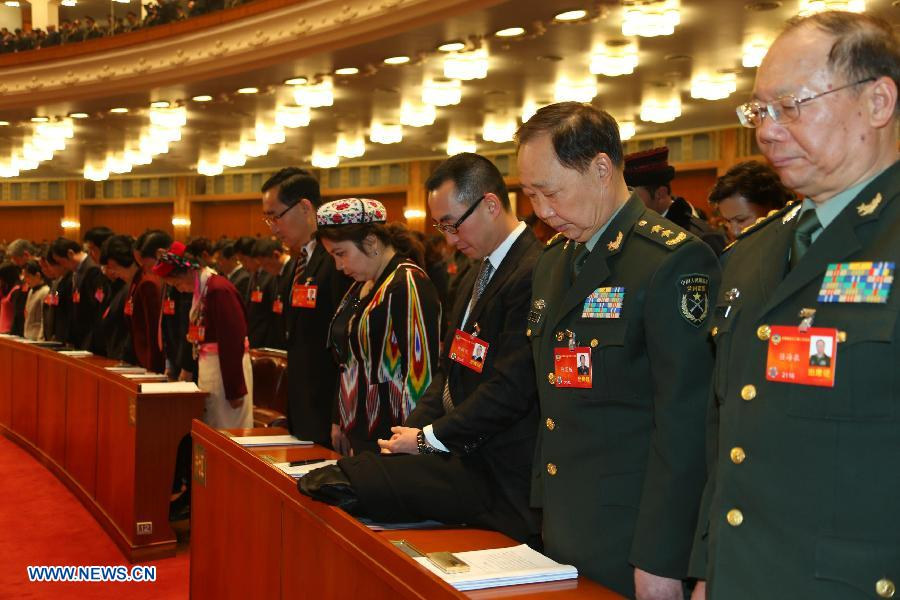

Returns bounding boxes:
[305,242,327,279]
[465,228,537,331]
[757,213,797,305]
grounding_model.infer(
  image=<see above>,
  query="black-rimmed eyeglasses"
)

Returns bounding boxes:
[263,202,299,226]
[433,195,486,235]
[736,77,876,128]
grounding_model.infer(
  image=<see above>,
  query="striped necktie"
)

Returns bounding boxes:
[292,246,309,287]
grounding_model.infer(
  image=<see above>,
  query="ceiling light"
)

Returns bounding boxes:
[554,78,597,103]
[797,0,864,15]
[219,147,246,168]
[240,138,269,158]
[149,100,170,108]
[400,101,436,127]
[256,123,286,145]
[237,87,259,94]
[4,1,21,7]
[140,134,169,156]
[60,0,76,6]
[192,95,213,102]
[640,91,682,123]
[0,161,19,178]
[495,26,525,37]
[383,56,410,65]
[554,9,587,21]
[443,48,489,80]
[197,158,223,177]
[311,148,339,169]
[691,73,737,100]
[590,44,639,76]
[0,121,9,126]
[275,104,311,128]
[84,164,109,181]
[172,216,191,227]
[106,154,133,174]
[337,131,365,158]
[447,136,476,156]
[742,38,771,68]
[61,219,81,229]
[149,105,186,128]
[31,116,50,123]
[292,78,334,108]
[370,121,403,144]
[334,67,359,75]
[482,114,516,143]
[284,77,308,86]
[124,148,152,166]
[422,78,462,107]
[438,41,466,52]
[619,120,636,140]
[109,107,129,114]
[622,0,680,37]
[521,99,546,123]
[404,209,426,219]
[68,112,88,119]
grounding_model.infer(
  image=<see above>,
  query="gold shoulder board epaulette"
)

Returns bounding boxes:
[544,232,566,249]
[633,216,689,251]
[733,200,799,243]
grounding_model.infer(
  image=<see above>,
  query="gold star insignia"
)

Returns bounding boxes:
[857,192,882,217]
[637,220,648,227]
[651,225,662,233]
[661,230,673,238]
[607,231,623,251]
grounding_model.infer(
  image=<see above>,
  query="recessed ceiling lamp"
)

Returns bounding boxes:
[447,136,476,156]
[438,41,466,52]
[219,146,247,168]
[292,78,334,108]
[60,0,76,5]
[798,0,864,15]
[383,56,411,65]
[554,78,597,103]
[192,95,213,102]
[0,161,19,177]
[4,1,21,7]
[149,105,187,129]
[237,87,259,94]
[240,138,269,158]
[311,148,339,169]
[149,100,170,108]
[275,104,311,128]
[422,78,462,107]
[284,77,308,86]
[69,112,89,119]
[690,73,737,100]
[370,121,403,144]
[482,114,516,143]
[640,90,682,123]
[618,120,636,140]
[197,157,223,176]
[622,0,680,37]
[399,101,436,127]
[334,67,359,75]
[554,9,587,21]
[590,43,639,76]
[109,107,129,113]
[337,131,366,158]
[84,163,110,181]
[0,121,9,126]
[742,38,771,67]
[495,26,525,37]
[31,116,50,122]
[256,123,286,145]
[444,48,489,80]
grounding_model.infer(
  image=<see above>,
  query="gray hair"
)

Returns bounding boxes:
[6,238,36,258]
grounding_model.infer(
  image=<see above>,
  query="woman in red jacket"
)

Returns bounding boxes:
[154,242,253,429]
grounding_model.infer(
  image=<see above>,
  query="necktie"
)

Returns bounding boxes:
[443,258,494,413]
[789,209,822,270]
[571,243,589,278]
[292,246,309,288]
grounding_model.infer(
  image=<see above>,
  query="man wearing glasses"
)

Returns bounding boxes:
[301,153,542,545]
[690,11,899,600]
[261,168,351,447]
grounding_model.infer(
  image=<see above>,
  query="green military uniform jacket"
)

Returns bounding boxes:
[529,195,721,597]
[691,161,900,599]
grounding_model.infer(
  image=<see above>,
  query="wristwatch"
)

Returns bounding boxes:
[416,430,437,454]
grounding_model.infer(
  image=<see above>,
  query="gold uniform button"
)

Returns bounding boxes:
[838,330,847,343]
[726,509,744,527]
[877,579,896,598]
[590,338,598,348]
[555,331,565,342]
[741,384,757,401]
[546,463,558,476]
[546,418,556,431]
[547,372,555,384]
[711,326,719,337]
[526,328,532,337]
[757,325,771,341]
[730,447,746,464]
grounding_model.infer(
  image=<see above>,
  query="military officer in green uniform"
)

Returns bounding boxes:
[689,11,900,600]
[516,102,721,599]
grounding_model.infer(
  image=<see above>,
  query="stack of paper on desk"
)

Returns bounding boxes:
[413,544,577,591]
[58,350,93,357]
[231,435,313,447]
[105,366,147,374]
[273,460,337,477]
[139,381,201,393]
[123,373,168,381]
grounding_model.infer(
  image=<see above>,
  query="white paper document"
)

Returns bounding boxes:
[413,544,577,591]
[273,460,337,477]
[231,435,313,447]
[105,366,147,374]
[123,373,168,381]
[59,350,93,357]
[139,381,201,394]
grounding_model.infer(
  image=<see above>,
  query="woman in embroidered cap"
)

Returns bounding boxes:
[318,198,441,456]
[153,241,253,429]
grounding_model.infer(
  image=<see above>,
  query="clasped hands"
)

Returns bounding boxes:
[376,426,421,455]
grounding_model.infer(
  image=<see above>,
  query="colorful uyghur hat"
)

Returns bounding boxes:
[624,146,676,188]
[316,198,387,227]
[152,241,201,278]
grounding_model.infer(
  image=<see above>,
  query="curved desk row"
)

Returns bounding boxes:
[191,421,623,599]
[0,336,206,562]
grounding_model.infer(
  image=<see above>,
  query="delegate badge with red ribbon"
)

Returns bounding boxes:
[765,325,838,388]
[553,347,593,388]
[448,329,488,373]
[291,284,317,308]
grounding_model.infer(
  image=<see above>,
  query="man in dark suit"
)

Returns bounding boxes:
[261,168,351,448]
[518,103,721,599]
[213,240,251,305]
[49,237,104,349]
[254,237,293,350]
[301,153,543,545]
[690,12,900,600]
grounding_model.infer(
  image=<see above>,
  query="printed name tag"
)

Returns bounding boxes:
[272,297,283,314]
[187,325,205,343]
[124,298,134,316]
[72,289,81,304]
[553,347,592,388]
[765,325,838,388]
[162,299,176,315]
[291,284,317,308]
[94,287,105,303]
[250,289,263,303]
[818,261,893,304]
[448,329,488,373]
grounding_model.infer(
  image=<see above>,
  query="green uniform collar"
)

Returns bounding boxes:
[802,168,884,241]
[584,196,633,253]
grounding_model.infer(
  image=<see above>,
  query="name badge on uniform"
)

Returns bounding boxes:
[272,297,284,314]
[449,329,488,373]
[72,289,81,304]
[187,324,205,343]
[553,347,592,388]
[250,288,263,303]
[582,287,624,319]
[765,325,838,388]
[162,298,176,315]
[291,284,317,308]
[818,261,894,304]
[124,298,134,316]
[94,287,105,304]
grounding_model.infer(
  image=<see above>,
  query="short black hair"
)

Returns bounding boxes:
[49,237,81,259]
[83,226,114,248]
[708,160,794,211]
[138,230,173,259]
[100,234,136,267]
[23,259,43,277]
[251,238,282,258]
[261,168,322,208]
[186,237,213,258]
[214,239,237,259]
[234,236,257,256]
[515,101,624,171]
[425,153,510,210]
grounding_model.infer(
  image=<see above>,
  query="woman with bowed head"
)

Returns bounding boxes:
[319,198,441,456]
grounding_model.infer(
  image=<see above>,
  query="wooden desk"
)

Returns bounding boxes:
[0,337,206,562]
[190,422,622,599]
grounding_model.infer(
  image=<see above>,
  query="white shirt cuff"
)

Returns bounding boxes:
[422,424,449,452]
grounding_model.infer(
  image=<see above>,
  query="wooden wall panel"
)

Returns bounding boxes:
[190,200,269,241]
[671,169,718,218]
[0,206,63,244]
[81,203,174,237]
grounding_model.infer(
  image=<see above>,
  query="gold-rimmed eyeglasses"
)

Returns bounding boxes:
[736,77,875,128]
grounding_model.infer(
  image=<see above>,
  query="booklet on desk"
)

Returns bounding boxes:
[58,350,93,357]
[413,544,577,591]
[105,365,147,374]
[139,381,201,394]
[231,435,313,447]
[273,460,337,477]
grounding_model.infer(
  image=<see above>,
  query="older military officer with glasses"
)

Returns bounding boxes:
[690,11,900,600]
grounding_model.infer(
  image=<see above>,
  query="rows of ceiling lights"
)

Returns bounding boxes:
[0,0,868,180]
